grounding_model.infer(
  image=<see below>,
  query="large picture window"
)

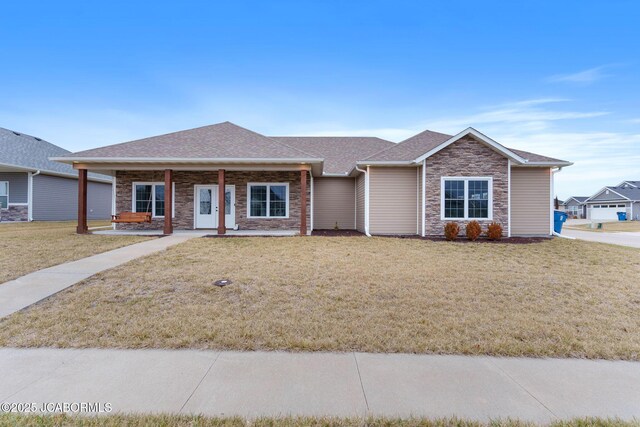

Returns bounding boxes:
[247,183,289,218]
[132,182,174,218]
[0,181,8,209]
[441,177,492,220]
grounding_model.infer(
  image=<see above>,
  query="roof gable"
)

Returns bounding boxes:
[565,196,589,205]
[361,127,570,166]
[586,187,633,202]
[414,128,527,164]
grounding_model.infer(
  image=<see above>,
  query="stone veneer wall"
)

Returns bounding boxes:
[424,136,509,236]
[0,205,28,222]
[115,170,311,231]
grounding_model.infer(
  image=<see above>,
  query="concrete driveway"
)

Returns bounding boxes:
[561,228,640,249]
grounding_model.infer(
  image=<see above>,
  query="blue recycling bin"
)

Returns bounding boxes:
[617,212,627,221]
[554,210,568,234]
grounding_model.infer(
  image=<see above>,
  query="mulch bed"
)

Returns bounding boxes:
[311,229,366,237]
[311,229,546,243]
[382,235,548,244]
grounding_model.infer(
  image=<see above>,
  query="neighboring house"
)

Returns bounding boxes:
[52,122,571,236]
[563,196,588,219]
[584,181,640,221]
[0,127,112,222]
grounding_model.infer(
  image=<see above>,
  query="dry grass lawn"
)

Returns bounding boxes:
[0,414,635,427]
[0,221,152,283]
[1,236,639,359]
[565,221,640,233]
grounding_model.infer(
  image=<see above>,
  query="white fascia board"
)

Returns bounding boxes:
[0,162,111,183]
[516,161,574,167]
[584,187,630,203]
[414,127,528,164]
[50,157,324,164]
[0,162,35,173]
[355,160,415,166]
[321,172,350,177]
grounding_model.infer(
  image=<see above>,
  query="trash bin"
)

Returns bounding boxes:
[554,210,568,234]
[617,212,627,221]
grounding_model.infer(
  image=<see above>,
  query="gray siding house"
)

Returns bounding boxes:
[0,127,112,222]
[584,181,640,221]
[563,196,588,218]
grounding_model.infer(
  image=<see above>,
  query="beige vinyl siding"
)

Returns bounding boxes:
[313,177,356,229]
[356,174,365,233]
[369,167,418,235]
[511,167,551,236]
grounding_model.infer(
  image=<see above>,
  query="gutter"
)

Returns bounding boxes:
[354,166,371,237]
[50,156,325,164]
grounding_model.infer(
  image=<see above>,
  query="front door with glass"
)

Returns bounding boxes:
[195,185,217,229]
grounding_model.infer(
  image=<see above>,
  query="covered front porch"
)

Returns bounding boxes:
[75,166,312,236]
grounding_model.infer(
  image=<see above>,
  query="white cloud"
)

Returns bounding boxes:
[420,98,609,135]
[547,65,611,84]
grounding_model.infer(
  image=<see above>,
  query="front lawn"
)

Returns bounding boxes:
[1,236,639,359]
[565,221,640,233]
[0,221,152,283]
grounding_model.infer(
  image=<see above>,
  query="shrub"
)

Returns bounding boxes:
[444,222,460,241]
[487,222,503,240]
[465,220,482,241]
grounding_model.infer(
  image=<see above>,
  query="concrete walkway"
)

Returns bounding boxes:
[0,234,205,318]
[562,228,640,248]
[0,348,639,422]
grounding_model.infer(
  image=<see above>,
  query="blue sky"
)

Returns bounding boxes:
[1,1,638,199]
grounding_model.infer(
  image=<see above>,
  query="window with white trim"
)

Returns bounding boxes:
[247,183,289,218]
[441,177,492,220]
[132,182,174,218]
[0,181,8,209]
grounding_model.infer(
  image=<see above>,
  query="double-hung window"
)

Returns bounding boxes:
[441,177,492,220]
[132,182,174,218]
[0,181,8,209]
[247,183,289,218]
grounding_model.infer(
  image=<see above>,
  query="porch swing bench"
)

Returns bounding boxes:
[112,188,154,223]
[111,212,152,223]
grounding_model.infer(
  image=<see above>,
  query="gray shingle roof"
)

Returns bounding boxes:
[364,130,452,161]
[607,186,640,201]
[508,148,568,164]
[56,122,570,173]
[568,196,589,203]
[270,136,394,174]
[65,122,317,160]
[364,129,570,164]
[0,127,110,181]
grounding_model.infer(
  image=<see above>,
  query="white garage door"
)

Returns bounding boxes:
[589,204,627,220]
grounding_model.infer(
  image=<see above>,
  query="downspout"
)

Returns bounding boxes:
[507,160,511,237]
[421,159,426,237]
[309,172,314,233]
[355,165,371,237]
[551,167,562,236]
[28,170,41,221]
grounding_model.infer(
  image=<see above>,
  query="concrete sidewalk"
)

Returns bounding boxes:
[0,234,205,318]
[562,228,640,248]
[1,348,639,422]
